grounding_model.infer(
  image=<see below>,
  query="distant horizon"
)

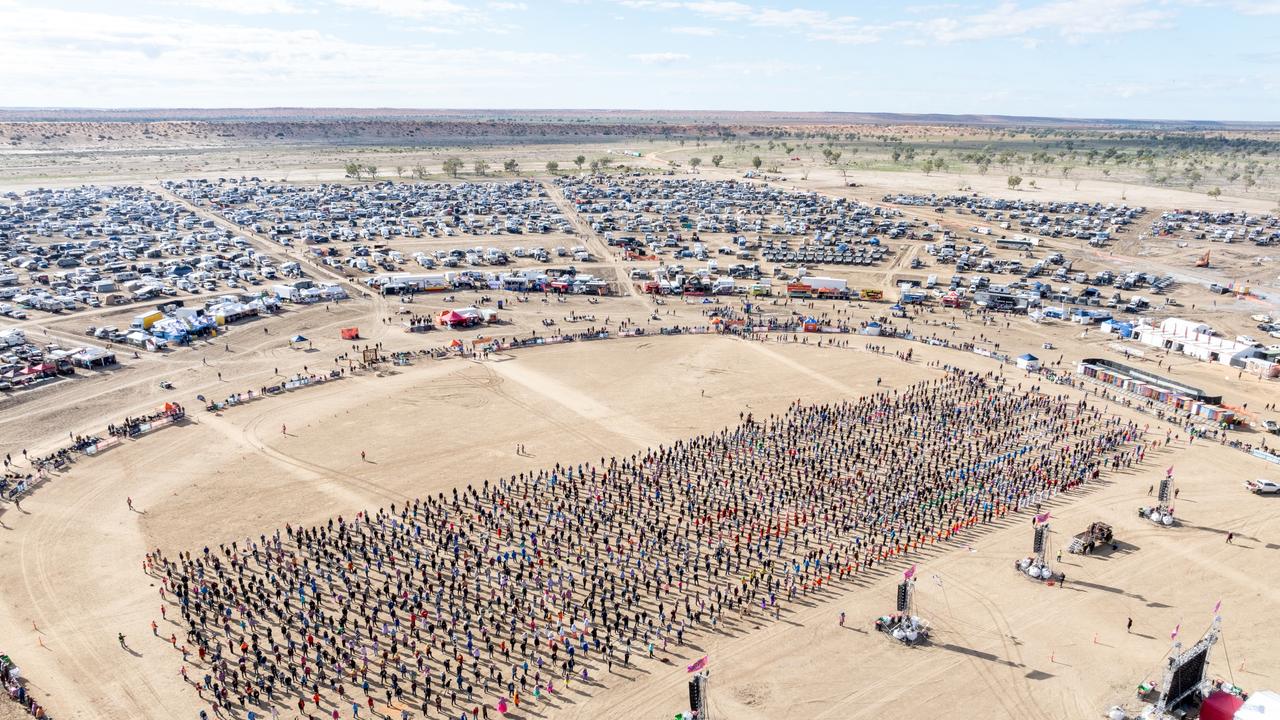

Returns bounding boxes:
[2,107,1277,129]
[1,1,1276,121]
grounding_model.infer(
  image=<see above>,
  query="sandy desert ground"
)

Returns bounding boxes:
[4,128,1280,720]
[3,332,1280,720]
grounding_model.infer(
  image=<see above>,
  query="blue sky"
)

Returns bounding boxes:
[0,0,1276,120]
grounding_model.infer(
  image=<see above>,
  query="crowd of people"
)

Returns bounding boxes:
[144,369,1146,719]
[205,373,343,413]
[2,653,48,719]
[0,404,188,509]
[107,404,185,438]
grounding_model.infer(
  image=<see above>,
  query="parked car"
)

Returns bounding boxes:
[1246,479,1280,494]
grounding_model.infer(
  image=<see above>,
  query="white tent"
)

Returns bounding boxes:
[1161,317,1211,337]
[1015,353,1041,370]
[1236,690,1280,719]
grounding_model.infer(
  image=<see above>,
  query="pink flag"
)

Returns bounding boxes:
[1034,511,1052,524]
[1213,600,1222,614]
[687,656,708,673]
[1171,624,1180,640]
[1166,466,1174,477]
[904,564,917,580]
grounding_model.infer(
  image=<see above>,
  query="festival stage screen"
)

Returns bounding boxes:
[1166,646,1209,710]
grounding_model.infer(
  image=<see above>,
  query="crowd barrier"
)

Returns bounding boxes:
[205,372,343,412]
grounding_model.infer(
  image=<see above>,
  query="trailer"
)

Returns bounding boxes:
[789,278,851,300]
[804,276,848,293]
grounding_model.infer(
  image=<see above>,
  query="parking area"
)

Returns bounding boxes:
[162,178,602,276]
[0,185,305,320]
[556,175,907,268]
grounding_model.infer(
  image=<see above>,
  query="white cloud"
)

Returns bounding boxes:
[683,1,752,19]
[916,0,1173,43]
[626,0,1181,45]
[903,3,961,14]
[617,0,684,8]
[0,5,567,106]
[748,7,831,28]
[333,0,524,32]
[1141,0,1280,17]
[333,0,480,21]
[623,1,880,44]
[629,51,690,63]
[180,0,308,13]
[1232,0,1280,14]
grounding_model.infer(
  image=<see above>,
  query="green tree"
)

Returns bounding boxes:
[503,158,519,175]
[545,160,559,174]
[413,164,428,180]
[711,154,724,167]
[1007,175,1023,190]
[689,157,702,171]
[574,155,586,170]
[394,165,405,178]
[363,165,378,180]
[589,160,600,173]
[1208,186,1223,200]
[474,159,490,176]
[751,156,763,170]
[344,161,361,179]
[921,159,935,175]
[442,157,463,177]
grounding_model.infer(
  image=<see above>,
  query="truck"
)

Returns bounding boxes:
[712,278,737,295]
[788,276,848,299]
[131,310,164,331]
[1066,522,1114,554]
[804,277,848,293]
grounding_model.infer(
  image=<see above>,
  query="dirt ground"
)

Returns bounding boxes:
[4,140,1280,720]
[1,329,1279,720]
